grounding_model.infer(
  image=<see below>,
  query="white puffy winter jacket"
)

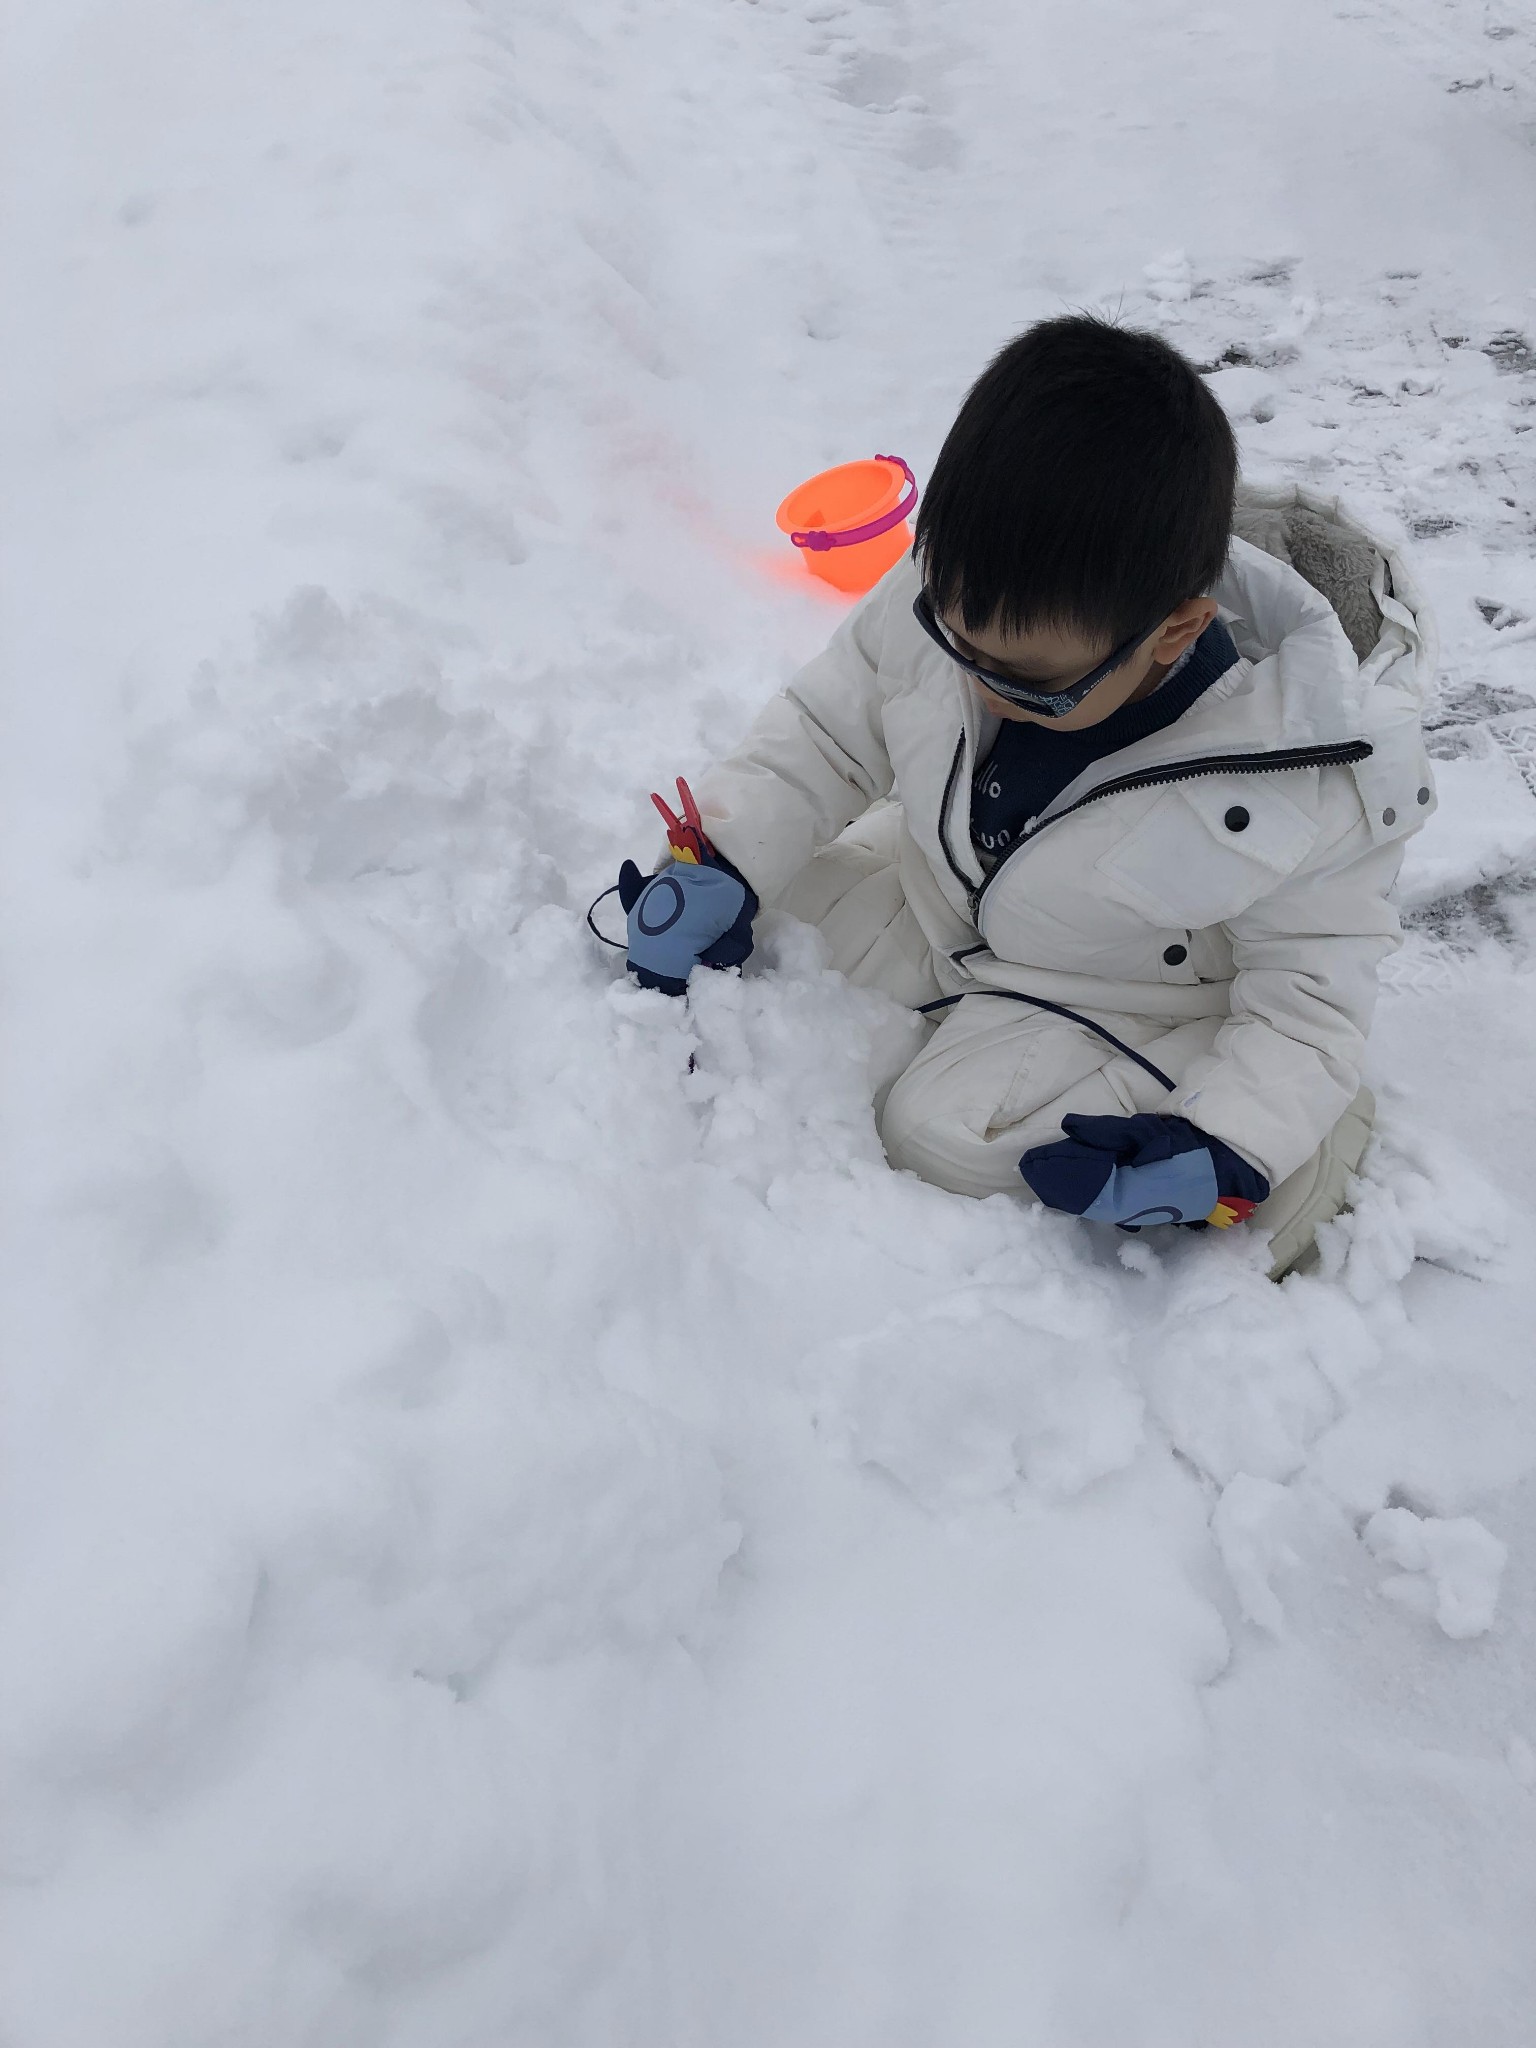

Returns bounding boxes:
[697,485,1437,1185]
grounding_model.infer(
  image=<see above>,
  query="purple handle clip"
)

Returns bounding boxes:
[790,454,918,552]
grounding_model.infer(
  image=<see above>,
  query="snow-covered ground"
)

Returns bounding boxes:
[5,0,1536,2039]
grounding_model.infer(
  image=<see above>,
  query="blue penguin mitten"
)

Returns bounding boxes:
[617,855,757,997]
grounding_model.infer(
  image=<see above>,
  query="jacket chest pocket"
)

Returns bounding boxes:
[1094,777,1322,929]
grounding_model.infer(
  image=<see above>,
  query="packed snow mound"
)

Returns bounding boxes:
[5,0,1536,2041]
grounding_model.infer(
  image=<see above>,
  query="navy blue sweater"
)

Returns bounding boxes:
[971,618,1240,864]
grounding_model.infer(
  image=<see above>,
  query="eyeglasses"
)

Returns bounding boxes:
[912,590,1160,718]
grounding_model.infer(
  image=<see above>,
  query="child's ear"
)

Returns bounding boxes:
[1152,597,1219,662]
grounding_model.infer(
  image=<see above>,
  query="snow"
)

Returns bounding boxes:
[1365,1506,1508,1638]
[1397,743,1536,906]
[4,0,1536,2040]
[1211,1473,1298,1635]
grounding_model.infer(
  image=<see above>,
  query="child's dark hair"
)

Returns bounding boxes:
[914,315,1237,648]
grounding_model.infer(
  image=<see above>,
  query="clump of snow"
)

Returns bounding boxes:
[1317,1105,1513,1302]
[814,1277,1145,1509]
[1205,363,1283,423]
[1365,1507,1508,1638]
[1212,1474,1299,1635]
[1143,248,1195,304]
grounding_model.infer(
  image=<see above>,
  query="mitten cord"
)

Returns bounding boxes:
[586,884,628,948]
[916,991,1178,1094]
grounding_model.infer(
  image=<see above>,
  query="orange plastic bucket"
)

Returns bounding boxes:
[775,454,917,595]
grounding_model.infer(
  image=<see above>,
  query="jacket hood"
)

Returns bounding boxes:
[1214,483,1437,849]
[1222,481,1436,721]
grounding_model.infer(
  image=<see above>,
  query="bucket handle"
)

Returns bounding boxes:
[790,455,917,552]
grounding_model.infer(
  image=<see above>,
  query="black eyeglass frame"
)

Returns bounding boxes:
[912,591,1162,718]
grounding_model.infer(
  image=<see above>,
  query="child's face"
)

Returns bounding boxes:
[942,598,1218,732]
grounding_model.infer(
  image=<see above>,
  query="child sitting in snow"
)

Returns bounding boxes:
[615,317,1437,1276]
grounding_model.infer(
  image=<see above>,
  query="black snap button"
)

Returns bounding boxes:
[1163,944,1188,966]
[1223,805,1250,832]
[1417,786,1430,805]
[1382,807,1396,826]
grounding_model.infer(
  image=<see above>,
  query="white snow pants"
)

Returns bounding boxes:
[776,808,1223,1202]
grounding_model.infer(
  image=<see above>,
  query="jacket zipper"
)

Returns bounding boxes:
[936,730,977,897]
[936,737,1375,922]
